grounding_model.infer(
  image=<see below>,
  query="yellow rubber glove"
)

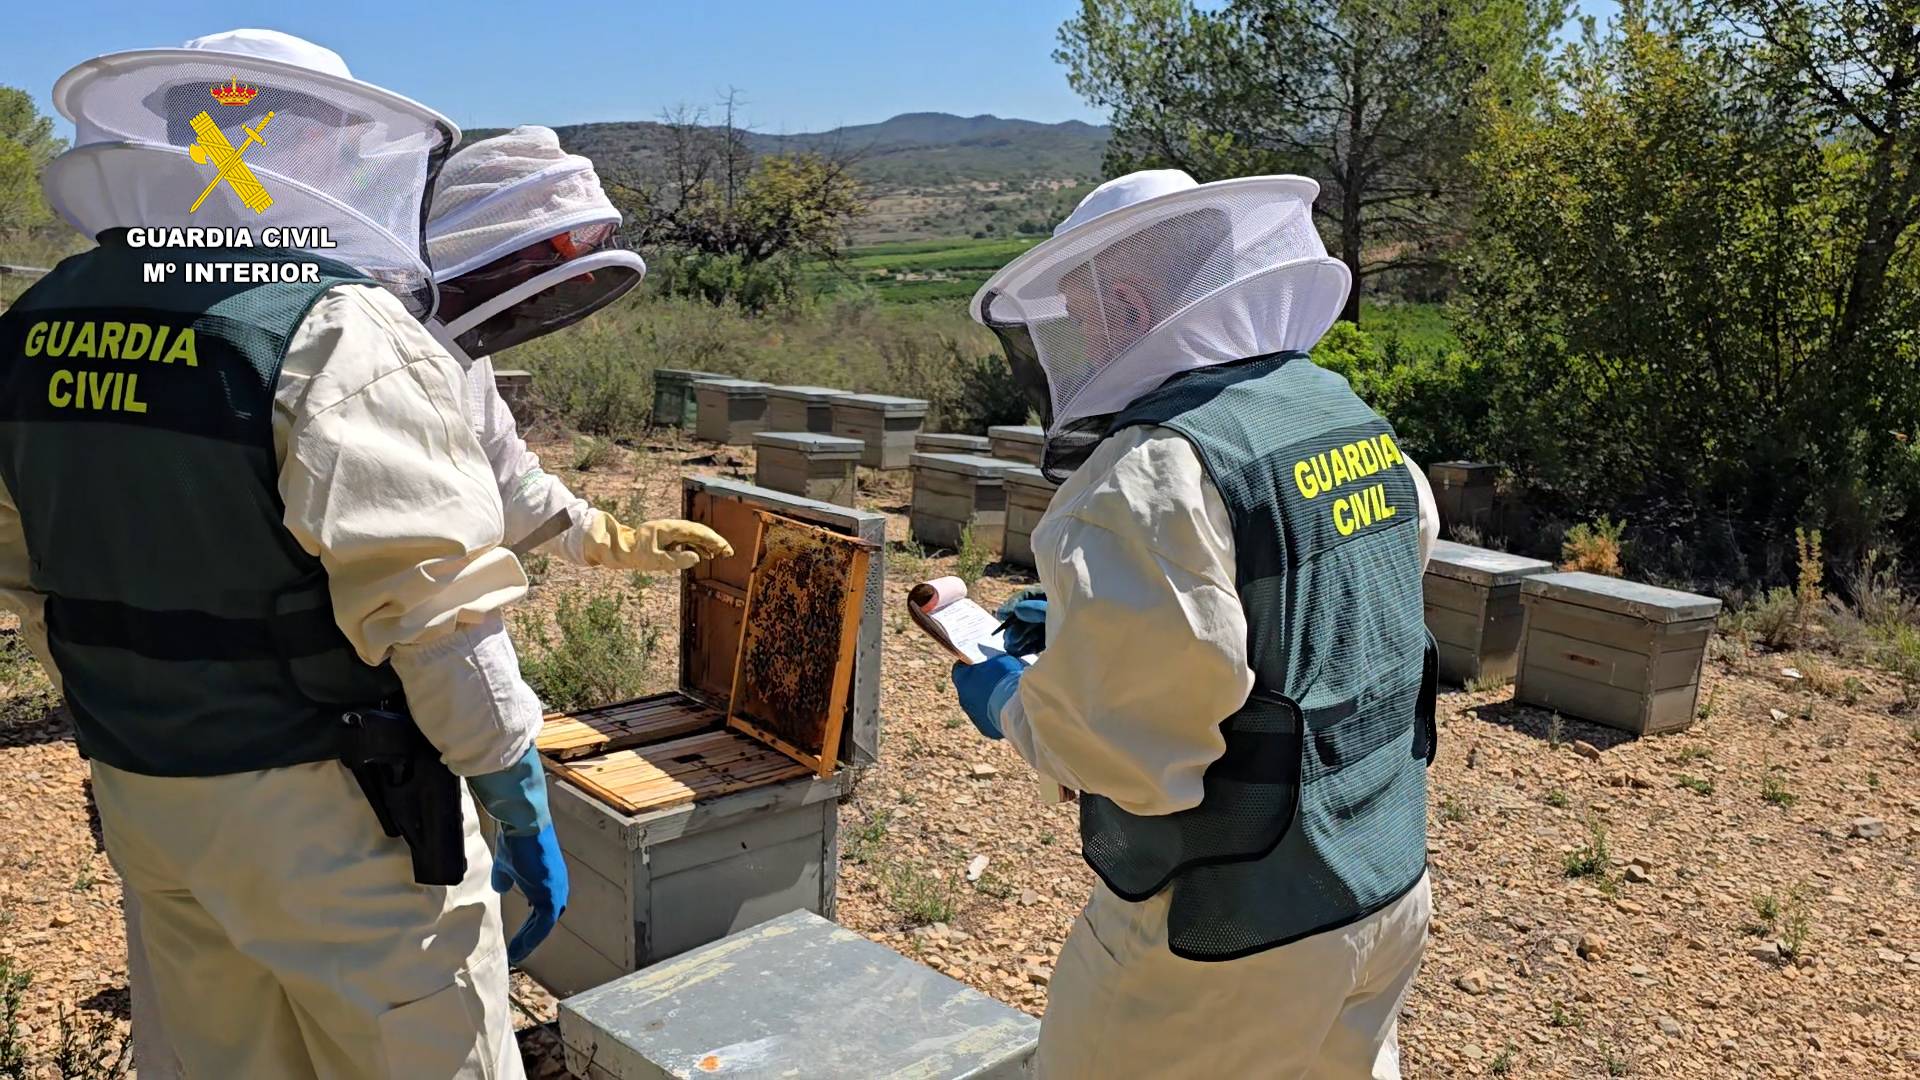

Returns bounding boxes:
[580,510,733,571]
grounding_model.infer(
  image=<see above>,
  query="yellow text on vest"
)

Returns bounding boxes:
[1290,432,1406,535]
[21,320,197,416]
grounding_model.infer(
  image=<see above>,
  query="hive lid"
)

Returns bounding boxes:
[697,377,771,395]
[680,477,887,768]
[559,910,1040,1080]
[910,452,1017,478]
[1520,571,1722,623]
[987,424,1045,445]
[1002,464,1056,489]
[654,367,724,380]
[1426,540,1552,587]
[764,384,847,401]
[752,431,865,454]
[1428,461,1500,482]
[832,392,930,415]
[916,432,991,452]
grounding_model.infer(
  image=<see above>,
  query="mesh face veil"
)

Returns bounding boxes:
[970,173,1352,477]
[426,127,646,360]
[42,29,457,317]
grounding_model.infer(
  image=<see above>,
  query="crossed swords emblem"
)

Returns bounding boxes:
[187,108,276,214]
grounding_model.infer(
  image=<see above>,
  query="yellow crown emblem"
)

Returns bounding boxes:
[210,78,258,107]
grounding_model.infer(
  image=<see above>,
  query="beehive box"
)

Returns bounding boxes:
[911,452,1013,551]
[694,378,771,445]
[507,478,886,997]
[987,424,1045,465]
[651,368,721,428]
[916,432,991,455]
[764,385,845,434]
[1515,572,1721,736]
[559,910,1040,1080]
[830,393,930,470]
[1428,461,1500,532]
[1002,465,1057,570]
[494,368,534,427]
[753,432,862,508]
[1424,540,1554,685]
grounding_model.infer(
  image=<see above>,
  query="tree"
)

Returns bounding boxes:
[0,87,62,235]
[1056,0,1564,322]
[1458,0,1920,579]
[606,93,864,307]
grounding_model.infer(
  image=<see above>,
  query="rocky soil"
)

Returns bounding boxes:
[2,437,1917,1078]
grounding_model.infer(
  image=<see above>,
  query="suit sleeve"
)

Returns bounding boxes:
[463,352,592,560]
[277,286,542,775]
[0,477,59,695]
[997,428,1253,816]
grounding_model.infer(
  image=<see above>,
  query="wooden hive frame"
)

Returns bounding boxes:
[724,511,874,778]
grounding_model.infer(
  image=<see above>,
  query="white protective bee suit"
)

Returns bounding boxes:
[970,170,1439,1079]
[10,29,536,1079]
[116,123,732,1079]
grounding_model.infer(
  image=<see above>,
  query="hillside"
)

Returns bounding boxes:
[465,112,1111,242]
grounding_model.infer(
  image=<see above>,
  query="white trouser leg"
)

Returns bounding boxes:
[93,759,525,1080]
[1036,873,1431,1080]
[123,890,184,1080]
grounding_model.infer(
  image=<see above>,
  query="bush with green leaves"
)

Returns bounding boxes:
[1458,1,1920,581]
[514,588,661,713]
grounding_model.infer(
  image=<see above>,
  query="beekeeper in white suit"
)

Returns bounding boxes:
[115,121,736,1077]
[0,29,566,1078]
[949,170,1441,1079]
[425,125,734,566]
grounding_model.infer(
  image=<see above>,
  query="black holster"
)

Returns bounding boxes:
[339,708,467,886]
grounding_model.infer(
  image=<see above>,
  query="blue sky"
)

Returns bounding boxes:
[3,0,1619,139]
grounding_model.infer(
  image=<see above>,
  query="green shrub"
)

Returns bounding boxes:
[1560,517,1625,576]
[954,524,990,587]
[514,589,660,712]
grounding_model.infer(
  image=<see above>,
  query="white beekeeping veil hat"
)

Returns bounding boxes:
[40,28,457,316]
[971,169,1350,478]
[425,126,644,362]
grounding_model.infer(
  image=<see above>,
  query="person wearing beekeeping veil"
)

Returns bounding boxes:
[424,125,732,570]
[948,170,1442,1078]
[0,29,573,1078]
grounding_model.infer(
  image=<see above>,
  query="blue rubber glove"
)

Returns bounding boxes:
[995,588,1048,658]
[951,654,1025,740]
[468,747,570,965]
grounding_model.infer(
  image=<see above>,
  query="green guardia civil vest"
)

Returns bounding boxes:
[0,235,402,777]
[1085,351,1437,961]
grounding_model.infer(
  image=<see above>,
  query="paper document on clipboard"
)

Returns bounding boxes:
[909,576,1073,805]
[907,576,1036,666]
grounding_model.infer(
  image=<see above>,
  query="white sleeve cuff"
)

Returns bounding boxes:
[387,612,543,776]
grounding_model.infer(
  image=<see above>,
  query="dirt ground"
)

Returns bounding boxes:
[3,437,1918,1079]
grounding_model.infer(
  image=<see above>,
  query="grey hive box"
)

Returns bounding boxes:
[752,432,862,507]
[1424,540,1555,685]
[764,385,845,434]
[506,477,885,998]
[987,424,1045,466]
[694,378,771,445]
[1515,572,1722,736]
[911,453,1014,552]
[558,910,1039,1080]
[1427,461,1500,532]
[494,368,534,427]
[1002,465,1057,571]
[651,368,723,428]
[830,393,930,470]
[917,432,992,455]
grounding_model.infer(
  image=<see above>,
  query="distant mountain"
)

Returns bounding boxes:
[468,112,1109,188]
[461,112,1111,241]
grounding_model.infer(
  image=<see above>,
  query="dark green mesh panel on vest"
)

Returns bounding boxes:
[0,238,402,776]
[1082,352,1436,960]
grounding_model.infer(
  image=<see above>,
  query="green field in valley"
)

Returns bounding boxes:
[808,235,1047,303]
